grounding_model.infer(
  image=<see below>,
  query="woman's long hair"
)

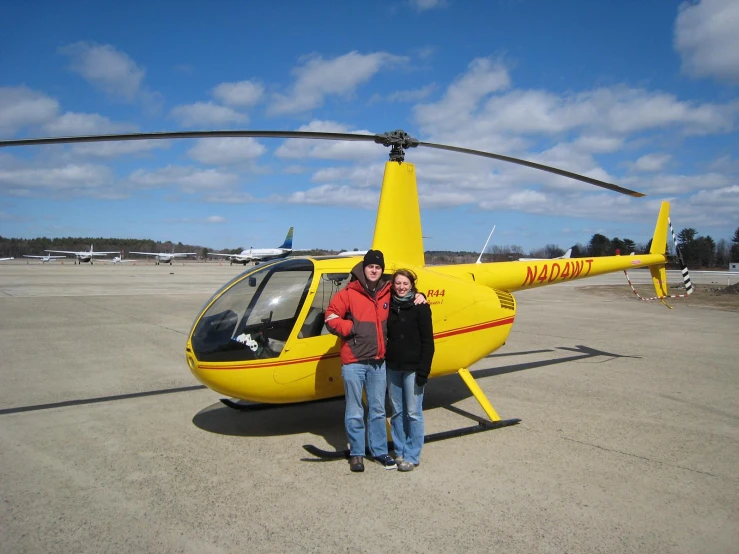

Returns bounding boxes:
[391,268,418,295]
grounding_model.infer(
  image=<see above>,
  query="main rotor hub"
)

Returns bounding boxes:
[374,130,419,162]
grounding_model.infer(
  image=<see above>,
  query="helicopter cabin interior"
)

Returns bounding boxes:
[190,259,350,363]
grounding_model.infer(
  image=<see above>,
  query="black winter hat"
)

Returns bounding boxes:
[363,249,385,271]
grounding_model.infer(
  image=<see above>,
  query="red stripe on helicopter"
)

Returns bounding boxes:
[198,317,514,371]
[433,316,515,339]
[198,352,342,371]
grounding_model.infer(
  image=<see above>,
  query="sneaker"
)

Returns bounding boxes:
[394,456,404,465]
[374,454,397,470]
[397,461,414,472]
[349,456,364,472]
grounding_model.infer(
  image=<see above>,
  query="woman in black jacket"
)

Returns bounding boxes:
[385,269,435,472]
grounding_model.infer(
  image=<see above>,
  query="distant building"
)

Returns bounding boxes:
[730,263,738,273]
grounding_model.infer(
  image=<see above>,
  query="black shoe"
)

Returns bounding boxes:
[374,454,397,470]
[349,456,364,472]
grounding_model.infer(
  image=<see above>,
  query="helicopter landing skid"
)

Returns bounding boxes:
[220,396,340,412]
[303,367,520,460]
[302,418,521,460]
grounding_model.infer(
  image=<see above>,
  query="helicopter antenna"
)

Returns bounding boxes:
[476,225,496,264]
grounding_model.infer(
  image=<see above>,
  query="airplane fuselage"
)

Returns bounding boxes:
[231,248,291,265]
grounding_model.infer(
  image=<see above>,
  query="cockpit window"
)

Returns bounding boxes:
[298,273,351,339]
[191,259,313,362]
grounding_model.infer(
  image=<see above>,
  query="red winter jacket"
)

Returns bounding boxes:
[325,263,391,365]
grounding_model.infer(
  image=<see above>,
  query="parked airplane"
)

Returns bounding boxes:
[337,249,369,257]
[518,248,573,262]
[129,250,196,265]
[45,244,118,264]
[0,257,14,261]
[208,227,293,265]
[109,254,133,264]
[23,253,67,264]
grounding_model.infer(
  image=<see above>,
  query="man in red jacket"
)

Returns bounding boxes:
[325,250,397,472]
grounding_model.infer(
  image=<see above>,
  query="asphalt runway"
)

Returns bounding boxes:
[1,262,737,553]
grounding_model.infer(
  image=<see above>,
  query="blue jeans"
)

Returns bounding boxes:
[341,361,389,458]
[387,369,425,465]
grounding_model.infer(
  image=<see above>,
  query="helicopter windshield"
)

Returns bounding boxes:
[191,259,313,362]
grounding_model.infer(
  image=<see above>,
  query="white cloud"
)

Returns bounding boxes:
[0,160,117,199]
[400,57,739,229]
[480,87,732,136]
[414,57,511,132]
[674,0,739,83]
[687,185,739,217]
[187,138,266,165]
[274,120,380,161]
[205,215,226,223]
[42,112,135,136]
[0,86,59,136]
[572,135,624,153]
[310,163,385,188]
[212,80,265,107]
[35,111,168,157]
[269,51,407,115]
[283,165,309,174]
[624,172,729,194]
[69,140,170,158]
[600,89,736,135]
[125,165,241,194]
[631,153,672,172]
[386,84,436,103]
[170,102,248,127]
[201,191,256,204]
[416,61,737,145]
[669,185,739,228]
[409,0,447,11]
[275,184,379,209]
[418,189,476,208]
[59,42,147,101]
[708,155,739,172]
[480,189,550,212]
[478,191,654,223]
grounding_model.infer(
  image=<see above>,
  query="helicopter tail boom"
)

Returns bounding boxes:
[430,202,672,294]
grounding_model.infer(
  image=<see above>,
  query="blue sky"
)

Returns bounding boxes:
[1,0,737,254]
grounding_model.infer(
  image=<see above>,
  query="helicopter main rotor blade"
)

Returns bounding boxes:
[418,141,645,197]
[0,128,645,197]
[0,130,378,148]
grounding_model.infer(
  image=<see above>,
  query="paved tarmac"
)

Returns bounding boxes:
[1,261,737,553]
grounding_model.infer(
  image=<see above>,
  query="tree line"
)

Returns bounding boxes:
[2,228,737,267]
[0,237,205,259]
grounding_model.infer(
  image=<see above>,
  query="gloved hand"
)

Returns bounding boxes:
[415,374,427,387]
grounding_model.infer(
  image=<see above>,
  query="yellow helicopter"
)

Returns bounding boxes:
[0,129,674,437]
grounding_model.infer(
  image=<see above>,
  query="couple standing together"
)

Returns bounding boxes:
[325,250,435,473]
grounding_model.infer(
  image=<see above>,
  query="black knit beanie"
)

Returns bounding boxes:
[362,249,385,271]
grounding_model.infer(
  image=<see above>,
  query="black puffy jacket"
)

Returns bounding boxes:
[385,300,434,381]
